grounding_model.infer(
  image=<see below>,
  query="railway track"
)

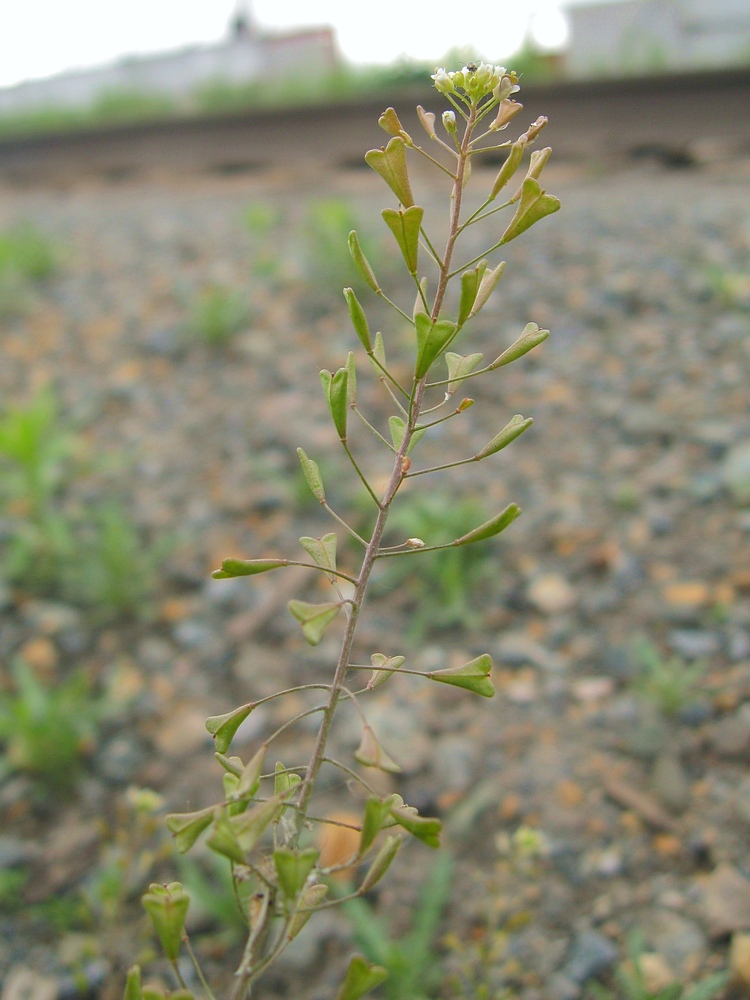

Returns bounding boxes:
[1,66,749,186]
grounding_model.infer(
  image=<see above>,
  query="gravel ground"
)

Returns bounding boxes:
[1,154,750,1000]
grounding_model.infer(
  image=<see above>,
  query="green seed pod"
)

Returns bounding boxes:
[475,415,533,459]
[297,448,326,504]
[365,137,414,207]
[489,141,525,201]
[142,882,190,962]
[344,288,372,351]
[347,232,380,293]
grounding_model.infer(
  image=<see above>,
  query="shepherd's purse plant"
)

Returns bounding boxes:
[130,62,560,1000]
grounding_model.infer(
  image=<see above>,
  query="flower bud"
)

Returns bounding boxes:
[431,67,455,94]
[406,537,425,548]
[442,110,456,136]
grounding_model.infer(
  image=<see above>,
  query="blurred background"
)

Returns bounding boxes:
[1,4,750,1000]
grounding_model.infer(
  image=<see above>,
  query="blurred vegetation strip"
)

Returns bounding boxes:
[0,49,559,140]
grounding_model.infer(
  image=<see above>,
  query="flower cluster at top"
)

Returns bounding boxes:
[432,63,520,105]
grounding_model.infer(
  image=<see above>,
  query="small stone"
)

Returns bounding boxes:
[562,929,618,986]
[17,637,58,675]
[640,909,706,972]
[730,932,750,988]
[661,582,710,610]
[1,966,58,1000]
[624,953,675,993]
[651,752,691,813]
[571,676,615,703]
[151,705,212,758]
[20,600,82,635]
[667,629,721,660]
[526,573,577,615]
[700,863,750,938]
[709,706,750,757]
[722,440,750,504]
[495,631,568,672]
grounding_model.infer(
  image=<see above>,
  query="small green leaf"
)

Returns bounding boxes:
[489,322,550,369]
[348,232,380,293]
[501,177,560,244]
[124,966,143,1000]
[288,599,341,645]
[364,137,414,207]
[212,558,287,579]
[454,503,522,545]
[142,882,190,962]
[165,807,214,853]
[334,954,389,1000]
[427,653,495,697]
[414,314,457,380]
[344,288,371,352]
[381,204,424,275]
[274,847,320,902]
[475,415,533,459]
[366,653,405,690]
[359,834,402,893]
[205,703,254,754]
[299,532,337,579]
[297,447,326,504]
[355,725,402,773]
[444,352,484,396]
[469,260,506,318]
[389,805,442,848]
[359,795,398,856]
[287,883,328,941]
[489,140,525,200]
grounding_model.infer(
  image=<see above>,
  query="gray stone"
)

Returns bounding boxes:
[651,752,691,813]
[667,629,721,660]
[722,441,750,504]
[494,631,568,672]
[562,930,618,986]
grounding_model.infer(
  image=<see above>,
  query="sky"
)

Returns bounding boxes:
[0,0,583,90]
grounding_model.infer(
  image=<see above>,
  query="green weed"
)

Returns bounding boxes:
[0,660,102,794]
[589,932,727,1000]
[632,638,708,717]
[187,284,251,346]
[341,854,453,1000]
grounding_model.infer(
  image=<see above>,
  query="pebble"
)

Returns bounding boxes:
[667,629,721,660]
[700,864,750,938]
[651,752,691,813]
[560,929,618,986]
[721,441,750,504]
[526,574,578,615]
[494,631,569,672]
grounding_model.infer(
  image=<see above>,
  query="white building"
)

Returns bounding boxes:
[0,12,337,115]
[566,0,750,76]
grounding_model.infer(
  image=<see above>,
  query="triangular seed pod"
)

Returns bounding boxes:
[287,600,341,645]
[453,503,522,545]
[297,448,326,504]
[344,288,372,351]
[354,724,402,773]
[364,137,414,207]
[359,795,398,856]
[142,882,190,962]
[388,805,441,848]
[414,314,457,380]
[367,653,405,690]
[205,703,255,755]
[165,806,215,853]
[359,834,402,893]
[381,205,423,275]
[475,415,533,459]
[501,178,560,244]
[274,847,320,903]
[212,558,287,579]
[490,323,550,369]
[489,141,525,201]
[469,261,506,318]
[348,232,381,293]
[334,955,388,1000]
[416,105,436,139]
[444,352,484,397]
[287,883,329,941]
[427,653,495,698]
